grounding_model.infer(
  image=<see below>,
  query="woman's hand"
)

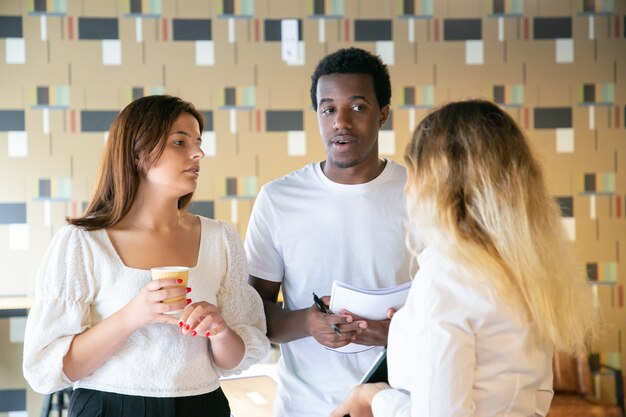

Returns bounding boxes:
[179,301,246,369]
[178,301,226,337]
[330,383,390,417]
[123,278,188,330]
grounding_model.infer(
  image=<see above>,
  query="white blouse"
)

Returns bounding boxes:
[372,247,554,417]
[23,216,270,397]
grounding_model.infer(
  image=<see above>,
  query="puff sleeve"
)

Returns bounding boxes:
[214,221,270,376]
[23,225,95,394]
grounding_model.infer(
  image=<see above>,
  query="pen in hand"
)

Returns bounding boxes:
[312,292,342,336]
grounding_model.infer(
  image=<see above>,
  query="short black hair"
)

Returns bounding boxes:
[310,47,391,111]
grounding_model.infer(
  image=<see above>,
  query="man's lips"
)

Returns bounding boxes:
[331,135,357,145]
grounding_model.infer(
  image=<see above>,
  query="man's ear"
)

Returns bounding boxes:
[379,105,390,127]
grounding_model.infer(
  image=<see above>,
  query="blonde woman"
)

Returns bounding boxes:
[332,99,598,417]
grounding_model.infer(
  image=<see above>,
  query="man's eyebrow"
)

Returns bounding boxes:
[318,95,370,105]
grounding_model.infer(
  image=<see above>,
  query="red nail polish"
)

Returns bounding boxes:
[205,331,211,337]
[186,299,192,304]
[185,324,190,330]
[186,287,192,293]
[178,321,183,327]
[176,278,183,284]
[191,331,197,337]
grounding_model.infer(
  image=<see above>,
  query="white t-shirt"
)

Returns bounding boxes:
[23,216,270,397]
[371,246,554,417]
[245,160,413,417]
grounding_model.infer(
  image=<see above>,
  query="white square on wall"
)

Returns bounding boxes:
[9,223,29,250]
[556,39,574,63]
[378,131,396,155]
[10,317,27,343]
[8,131,28,157]
[201,131,216,157]
[102,39,122,65]
[556,128,574,153]
[196,41,214,66]
[376,41,394,65]
[288,131,306,156]
[6,37,25,64]
[561,217,576,241]
[466,40,484,65]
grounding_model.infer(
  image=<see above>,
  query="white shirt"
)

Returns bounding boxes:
[372,246,554,417]
[23,216,270,397]
[244,160,414,417]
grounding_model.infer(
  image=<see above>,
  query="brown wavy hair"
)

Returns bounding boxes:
[68,95,204,230]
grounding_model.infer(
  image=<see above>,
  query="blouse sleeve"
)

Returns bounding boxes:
[214,221,271,376]
[371,271,477,417]
[22,225,96,394]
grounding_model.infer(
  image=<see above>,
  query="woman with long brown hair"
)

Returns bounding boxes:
[23,95,270,417]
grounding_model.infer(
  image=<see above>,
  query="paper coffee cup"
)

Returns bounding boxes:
[151,266,189,311]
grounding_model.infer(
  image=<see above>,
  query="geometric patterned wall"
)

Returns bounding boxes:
[0,0,624,414]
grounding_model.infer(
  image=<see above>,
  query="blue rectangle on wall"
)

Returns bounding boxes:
[173,19,212,41]
[266,110,303,131]
[444,19,482,40]
[533,17,571,39]
[0,16,23,38]
[81,110,119,132]
[0,203,27,224]
[555,196,573,217]
[0,110,25,131]
[354,20,392,41]
[264,19,303,41]
[200,111,214,131]
[188,201,214,219]
[0,389,26,412]
[78,17,119,40]
[534,107,572,129]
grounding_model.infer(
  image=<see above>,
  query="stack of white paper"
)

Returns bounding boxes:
[327,280,412,353]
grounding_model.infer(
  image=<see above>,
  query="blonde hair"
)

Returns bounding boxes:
[405,99,597,354]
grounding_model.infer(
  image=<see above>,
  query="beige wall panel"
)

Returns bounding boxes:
[0,81,25,107]
[0,65,66,106]
[79,1,119,16]
[168,0,211,18]
[0,0,21,14]
[527,2,576,16]
[267,0,307,17]
[146,41,195,66]
[349,1,395,19]
[437,0,485,17]
[598,38,626,64]
[389,61,435,85]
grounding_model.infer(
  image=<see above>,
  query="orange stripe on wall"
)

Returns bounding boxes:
[343,18,350,42]
[523,107,529,130]
[618,285,624,308]
[433,19,439,41]
[523,17,529,40]
[70,109,76,133]
[255,19,260,42]
[162,18,168,41]
[67,16,74,40]
[614,16,620,39]
[616,195,622,218]
[615,105,621,128]
[255,109,261,132]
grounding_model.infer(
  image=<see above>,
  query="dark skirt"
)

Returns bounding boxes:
[68,387,231,417]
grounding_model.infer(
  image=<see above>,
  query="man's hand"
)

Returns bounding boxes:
[306,296,367,349]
